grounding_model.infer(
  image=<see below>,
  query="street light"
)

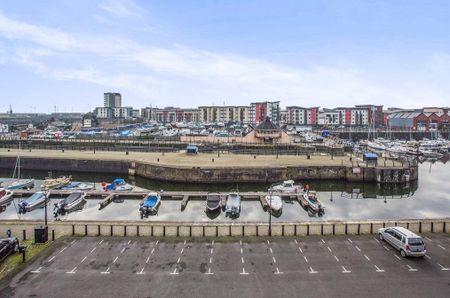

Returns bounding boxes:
[268,184,273,237]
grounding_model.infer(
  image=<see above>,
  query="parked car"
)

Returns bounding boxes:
[378,227,426,257]
[0,237,19,262]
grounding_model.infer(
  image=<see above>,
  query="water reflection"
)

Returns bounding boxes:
[0,162,448,222]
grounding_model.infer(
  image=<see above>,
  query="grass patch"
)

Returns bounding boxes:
[0,240,53,280]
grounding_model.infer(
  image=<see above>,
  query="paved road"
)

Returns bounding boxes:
[1,234,449,298]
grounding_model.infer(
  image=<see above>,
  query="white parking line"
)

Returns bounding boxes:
[81,256,87,263]
[241,257,245,264]
[183,240,186,245]
[209,257,212,263]
[355,246,361,252]
[98,240,104,245]
[342,266,351,273]
[394,254,402,260]
[66,266,77,274]
[240,248,243,254]
[383,245,390,251]
[334,255,340,262]
[374,265,385,273]
[170,268,179,275]
[113,256,118,264]
[146,257,150,264]
[373,238,380,244]
[424,236,432,242]
[267,240,270,245]
[425,255,431,260]
[31,267,42,274]
[240,240,242,245]
[47,256,55,263]
[205,267,214,275]
[364,255,371,261]
[272,256,277,263]
[294,239,298,244]
[347,238,353,244]
[90,247,97,254]
[406,264,418,272]
[309,267,318,274]
[210,248,213,254]
[327,246,332,253]
[177,257,181,264]
[120,247,125,254]
[137,268,145,275]
[303,256,308,263]
[240,268,248,275]
[321,239,326,244]
[275,267,283,275]
[298,247,303,253]
[151,248,155,254]
[127,240,131,245]
[101,266,110,274]
[59,247,67,254]
[269,247,273,254]
[437,245,446,250]
[181,248,184,254]
[437,264,450,271]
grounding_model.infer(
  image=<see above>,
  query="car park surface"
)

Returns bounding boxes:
[0,234,449,297]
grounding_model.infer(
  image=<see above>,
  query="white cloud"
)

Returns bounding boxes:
[98,0,144,18]
[0,10,449,110]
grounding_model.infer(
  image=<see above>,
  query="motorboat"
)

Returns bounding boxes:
[42,176,71,190]
[61,182,94,191]
[264,195,283,213]
[419,149,443,158]
[54,192,86,216]
[368,141,386,151]
[139,192,161,218]
[6,179,35,190]
[18,191,47,213]
[0,188,14,205]
[300,190,325,215]
[270,180,302,194]
[206,192,221,212]
[225,192,241,218]
[105,178,134,191]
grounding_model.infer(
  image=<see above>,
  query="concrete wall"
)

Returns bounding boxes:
[1,219,448,240]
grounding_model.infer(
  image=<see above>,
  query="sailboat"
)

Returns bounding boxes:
[6,143,34,190]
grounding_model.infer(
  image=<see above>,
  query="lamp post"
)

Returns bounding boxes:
[268,184,273,237]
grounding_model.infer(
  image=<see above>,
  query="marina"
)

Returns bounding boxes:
[0,161,448,222]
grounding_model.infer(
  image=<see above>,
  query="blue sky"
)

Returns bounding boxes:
[1,0,450,113]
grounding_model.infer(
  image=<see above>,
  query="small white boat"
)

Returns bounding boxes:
[300,190,325,215]
[368,141,386,151]
[42,176,71,190]
[225,192,241,218]
[264,195,282,213]
[270,180,302,194]
[0,188,14,205]
[61,182,93,191]
[6,179,35,190]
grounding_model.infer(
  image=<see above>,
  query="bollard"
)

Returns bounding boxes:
[52,229,55,241]
[23,229,26,241]
[137,225,140,237]
[22,249,26,263]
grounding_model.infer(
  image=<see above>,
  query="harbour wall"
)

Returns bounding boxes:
[0,219,448,239]
[0,156,418,183]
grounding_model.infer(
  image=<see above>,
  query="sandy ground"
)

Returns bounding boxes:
[0,148,404,168]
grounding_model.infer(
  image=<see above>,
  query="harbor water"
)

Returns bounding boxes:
[0,161,449,222]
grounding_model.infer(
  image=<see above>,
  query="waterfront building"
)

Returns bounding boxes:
[388,107,450,131]
[141,107,200,123]
[104,93,122,108]
[198,105,249,124]
[250,101,280,126]
[286,106,319,126]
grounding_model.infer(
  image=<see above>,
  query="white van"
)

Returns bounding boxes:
[378,227,426,257]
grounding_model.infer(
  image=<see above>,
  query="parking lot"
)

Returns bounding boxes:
[1,234,449,297]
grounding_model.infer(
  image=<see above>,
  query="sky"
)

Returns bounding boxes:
[0,0,450,113]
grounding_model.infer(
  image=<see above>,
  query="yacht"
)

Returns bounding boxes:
[300,190,325,215]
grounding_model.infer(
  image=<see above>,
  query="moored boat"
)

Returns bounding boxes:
[270,180,302,194]
[139,192,161,218]
[225,192,241,218]
[0,188,14,205]
[54,192,87,216]
[104,178,134,191]
[206,192,221,212]
[42,176,71,190]
[18,191,47,213]
[300,190,325,216]
[264,195,283,213]
[6,179,35,190]
[61,182,94,191]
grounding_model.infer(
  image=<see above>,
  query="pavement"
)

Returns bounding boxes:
[0,148,403,168]
[1,234,449,298]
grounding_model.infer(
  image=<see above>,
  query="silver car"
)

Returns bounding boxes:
[378,227,426,257]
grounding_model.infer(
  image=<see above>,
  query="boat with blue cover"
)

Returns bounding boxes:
[18,191,47,213]
[6,179,34,190]
[139,192,161,218]
[105,178,134,191]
